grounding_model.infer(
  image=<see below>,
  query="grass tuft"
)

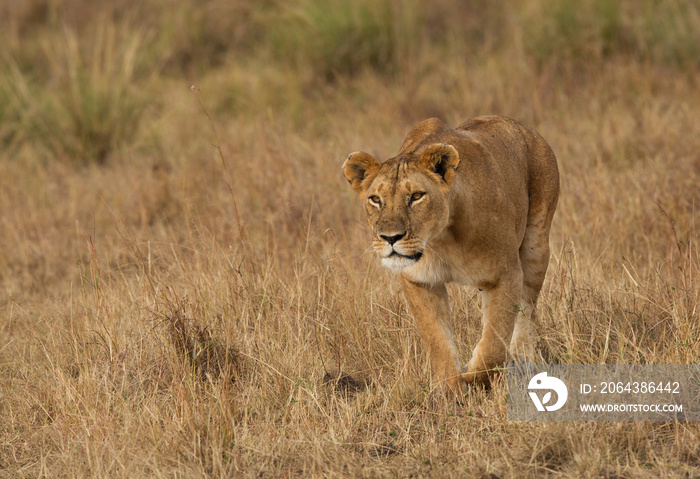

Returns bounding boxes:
[163,306,242,384]
[3,16,153,165]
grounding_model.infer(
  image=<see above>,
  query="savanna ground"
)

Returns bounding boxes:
[1,1,699,477]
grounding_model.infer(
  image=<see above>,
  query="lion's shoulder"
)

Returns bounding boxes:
[455,115,518,132]
[398,118,451,154]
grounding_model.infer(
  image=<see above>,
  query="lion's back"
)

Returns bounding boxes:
[457,115,559,217]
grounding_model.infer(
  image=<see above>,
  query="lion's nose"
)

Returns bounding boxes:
[380,233,406,245]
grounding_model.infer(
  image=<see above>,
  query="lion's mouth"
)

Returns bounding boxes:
[389,250,423,262]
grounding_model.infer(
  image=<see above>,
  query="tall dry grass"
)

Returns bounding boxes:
[1,1,699,477]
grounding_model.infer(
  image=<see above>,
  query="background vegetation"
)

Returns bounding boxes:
[1,0,699,476]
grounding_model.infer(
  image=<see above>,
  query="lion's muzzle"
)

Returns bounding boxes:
[376,237,424,272]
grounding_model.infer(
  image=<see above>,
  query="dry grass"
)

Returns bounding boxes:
[1,1,699,477]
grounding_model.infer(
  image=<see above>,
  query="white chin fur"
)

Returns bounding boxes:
[381,255,417,272]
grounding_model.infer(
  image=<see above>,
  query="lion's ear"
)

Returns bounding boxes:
[418,143,460,185]
[343,151,380,194]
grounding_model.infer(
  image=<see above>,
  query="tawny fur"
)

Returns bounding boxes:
[343,116,559,393]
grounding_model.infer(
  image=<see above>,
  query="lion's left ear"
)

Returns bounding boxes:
[418,143,460,185]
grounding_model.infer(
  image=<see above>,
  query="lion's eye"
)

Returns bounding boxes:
[368,195,381,206]
[410,192,425,203]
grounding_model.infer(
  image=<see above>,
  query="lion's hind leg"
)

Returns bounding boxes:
[509,219,552,362]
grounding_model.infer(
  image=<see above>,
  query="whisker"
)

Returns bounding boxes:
[360,245,375,260]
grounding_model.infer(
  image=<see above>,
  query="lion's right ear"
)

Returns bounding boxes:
[342,151,380,194]
[418,143,460,186]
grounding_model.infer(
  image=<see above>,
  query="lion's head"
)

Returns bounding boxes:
[343,143,460,272]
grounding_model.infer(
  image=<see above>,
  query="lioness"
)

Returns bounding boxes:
[343,116,559,392]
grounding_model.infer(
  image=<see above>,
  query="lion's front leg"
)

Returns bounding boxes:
[400,275,463,393]
[463,272,522,385]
